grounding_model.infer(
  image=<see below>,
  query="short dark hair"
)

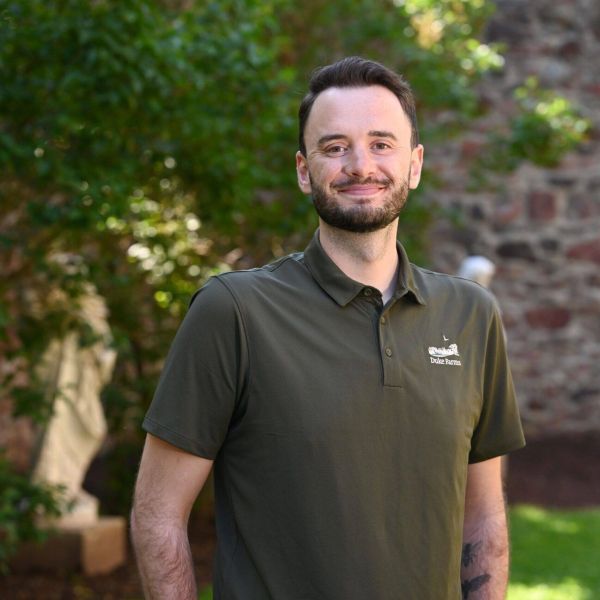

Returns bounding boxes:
[298,56,419,156]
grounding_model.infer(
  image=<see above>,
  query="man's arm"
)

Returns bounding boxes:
[461,456,509,600]
[131,433,214,600]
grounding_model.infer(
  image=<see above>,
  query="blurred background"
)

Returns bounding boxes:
[0,0,599,598]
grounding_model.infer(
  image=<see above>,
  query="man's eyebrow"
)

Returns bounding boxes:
[316,133,349,147]
[368,130,397,140]
[316,131,398,146]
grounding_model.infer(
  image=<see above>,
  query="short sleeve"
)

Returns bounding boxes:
[469,302,525,463]
[142,276,249,459]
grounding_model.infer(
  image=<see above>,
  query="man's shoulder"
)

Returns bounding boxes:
[196,251,307,302]
[216,251,305,285]
[410,263,498,312]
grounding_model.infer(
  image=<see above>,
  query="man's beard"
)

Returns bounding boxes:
[311,176,410,234]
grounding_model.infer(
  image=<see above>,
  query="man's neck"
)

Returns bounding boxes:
[318,220,400,304]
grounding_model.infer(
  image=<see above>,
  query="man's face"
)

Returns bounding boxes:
[296,85,424,233]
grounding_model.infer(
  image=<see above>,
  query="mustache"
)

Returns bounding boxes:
[331,177,392,189]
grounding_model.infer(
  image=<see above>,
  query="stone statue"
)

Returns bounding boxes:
[32,287,116,527]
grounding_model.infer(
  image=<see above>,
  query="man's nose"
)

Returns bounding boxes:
[343,147,376,178]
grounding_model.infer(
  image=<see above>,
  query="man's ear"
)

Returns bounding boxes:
[296,151,312,194]
[408,144,424,190]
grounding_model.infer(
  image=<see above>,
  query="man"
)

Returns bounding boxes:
[131,56,525,600]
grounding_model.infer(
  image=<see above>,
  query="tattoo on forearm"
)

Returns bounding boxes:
[462,573,491,599]
[461,541,491,599]
[461,541,482,567]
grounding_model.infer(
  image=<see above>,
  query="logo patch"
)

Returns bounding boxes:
[428,337,462,366]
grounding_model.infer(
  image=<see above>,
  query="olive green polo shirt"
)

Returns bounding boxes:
[143,230,525,600]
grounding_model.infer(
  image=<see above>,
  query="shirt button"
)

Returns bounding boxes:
[385,347,393,357]
[363,288,373,297]
[380,316,386,325]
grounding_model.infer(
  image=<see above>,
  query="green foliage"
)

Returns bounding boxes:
[472,77,590,178]
[0,0,295,396]
[508,505,600,599]
[0,453,63,572]
[510,78,590,167]
[279,0,503,141]
[9,379,52,424]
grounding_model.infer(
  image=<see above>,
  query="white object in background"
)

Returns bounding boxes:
[457,255,496,289]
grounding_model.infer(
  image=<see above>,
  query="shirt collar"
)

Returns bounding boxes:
[303,230,426,307]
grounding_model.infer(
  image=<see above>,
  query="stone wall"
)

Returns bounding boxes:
[425,0,600,434]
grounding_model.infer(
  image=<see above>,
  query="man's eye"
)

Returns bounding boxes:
[372,142,391,151]
[325,145,347,155]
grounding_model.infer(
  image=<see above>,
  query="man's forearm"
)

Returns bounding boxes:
[131,509,197,600]
[461,510,509,600]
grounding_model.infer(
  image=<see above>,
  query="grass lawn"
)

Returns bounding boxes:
[198,505,600,599]
[508,505,600,599]
[199,587,213,600]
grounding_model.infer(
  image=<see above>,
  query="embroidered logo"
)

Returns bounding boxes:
[428,337,462,366]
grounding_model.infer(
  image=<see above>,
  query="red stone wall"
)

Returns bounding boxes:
[425,0,600,434]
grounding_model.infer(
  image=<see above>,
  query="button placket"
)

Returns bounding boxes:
[378,309,402,387]
[379,311,391,357]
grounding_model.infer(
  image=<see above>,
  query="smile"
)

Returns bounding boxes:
[335,184,386,196]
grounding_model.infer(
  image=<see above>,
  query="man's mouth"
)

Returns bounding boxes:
[332,179,390,196]
[338,185,383,196]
